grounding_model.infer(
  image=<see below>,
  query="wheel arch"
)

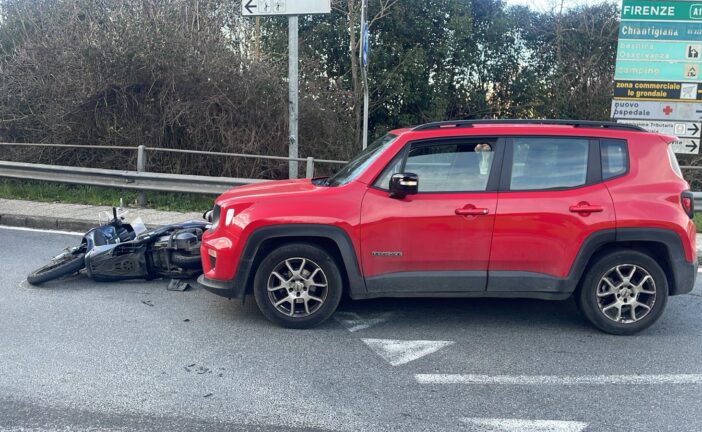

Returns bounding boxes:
[234,224,366,297]
[571,228,694,296]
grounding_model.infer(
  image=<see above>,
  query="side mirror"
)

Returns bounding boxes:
[389,173,419,199]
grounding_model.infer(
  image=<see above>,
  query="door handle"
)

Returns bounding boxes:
[569,203,604,214]
[455,207,489,216]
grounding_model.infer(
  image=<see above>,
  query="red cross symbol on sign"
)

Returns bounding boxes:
[663,106,673,116]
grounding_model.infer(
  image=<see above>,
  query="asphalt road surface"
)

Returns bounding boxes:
[1,225,702,432]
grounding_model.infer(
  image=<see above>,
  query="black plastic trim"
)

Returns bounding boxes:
[233,224,366,298]
[616,227,697,296]
[412,119,647,132]
[197,274,245,299]
[365,271,486,294]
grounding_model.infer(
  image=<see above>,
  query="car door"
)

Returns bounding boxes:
[360,137,504,294]
[487,136,616,294]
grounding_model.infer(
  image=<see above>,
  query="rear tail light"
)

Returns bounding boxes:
[681,191,694,219]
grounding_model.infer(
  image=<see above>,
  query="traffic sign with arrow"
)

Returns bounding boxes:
[618,120,702,138]
[670,139,700,155]
[241,0,330,16]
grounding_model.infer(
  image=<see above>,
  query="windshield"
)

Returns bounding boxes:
[326,134,398,186]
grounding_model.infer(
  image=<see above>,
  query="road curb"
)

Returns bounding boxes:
[0,213,97,232]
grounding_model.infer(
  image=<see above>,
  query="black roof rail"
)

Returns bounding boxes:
[411,119,647,132]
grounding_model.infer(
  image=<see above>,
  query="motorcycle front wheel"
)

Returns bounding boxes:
[27,249,86,285]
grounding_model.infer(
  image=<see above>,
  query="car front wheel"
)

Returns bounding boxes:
[577,250,668,335]
[253,243,343,329]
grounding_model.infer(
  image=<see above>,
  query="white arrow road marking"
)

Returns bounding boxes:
[334,311,395,332]
[362,338,454,366]
[461,418,588,432]
[0,225,83,236]
[415,374,702,385]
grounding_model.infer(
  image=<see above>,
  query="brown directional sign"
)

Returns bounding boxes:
[614,81,701,101]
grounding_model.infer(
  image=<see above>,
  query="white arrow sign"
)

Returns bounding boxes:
[671,138,700,154]
[362,338,454,366]
[611,100,702,121]
[242,0,331,16]
[461,418,588,432]
[618,120,701,138]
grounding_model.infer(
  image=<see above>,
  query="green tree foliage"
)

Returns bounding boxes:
[0,0,620,176]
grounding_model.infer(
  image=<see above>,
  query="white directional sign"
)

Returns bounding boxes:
[618,120,701,138]
[611,100,702,121]
[670,138,700,154]
[242,0,331,16]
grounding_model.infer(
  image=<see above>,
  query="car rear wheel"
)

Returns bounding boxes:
[577,250,668,335]
[253,243,343,329]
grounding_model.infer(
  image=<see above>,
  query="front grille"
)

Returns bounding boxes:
[208,254,216,270]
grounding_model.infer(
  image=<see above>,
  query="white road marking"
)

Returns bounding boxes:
[362,338,454,366]
[0,225,83,236]
[334,311,395,332]
[415,373,702,385]
[461,418,588,432]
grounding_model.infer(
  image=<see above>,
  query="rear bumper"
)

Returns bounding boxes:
[197,275,246,299]
[671,257,698,296]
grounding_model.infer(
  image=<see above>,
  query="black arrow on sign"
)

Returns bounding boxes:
[689,124,700,135]
[687,140,698,152]
[245,0,257,14]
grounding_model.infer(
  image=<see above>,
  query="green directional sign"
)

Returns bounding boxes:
[621,1,702,21]
[613,0,702,154]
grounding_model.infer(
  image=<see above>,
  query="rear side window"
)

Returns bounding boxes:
[601,139,628,180]
[667,144,683,178]
[510,137,589,190]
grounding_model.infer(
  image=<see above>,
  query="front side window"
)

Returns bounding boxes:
[403,141,496,193]
[510,137,589,191]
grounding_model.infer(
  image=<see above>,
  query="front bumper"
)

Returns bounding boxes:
[197,275,246,300]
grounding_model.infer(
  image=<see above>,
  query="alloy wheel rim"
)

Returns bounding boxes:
[267,257,328,318]
[596,264,656,324]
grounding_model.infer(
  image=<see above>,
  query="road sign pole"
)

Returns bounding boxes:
[288,15,299,179]
[360,0,369,149]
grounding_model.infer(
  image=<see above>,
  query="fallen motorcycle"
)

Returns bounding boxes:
[27,206,209,285]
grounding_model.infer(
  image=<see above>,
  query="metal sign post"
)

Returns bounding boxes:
[242,0,331,177]
[360,0,369,149]
[288,16,299,178]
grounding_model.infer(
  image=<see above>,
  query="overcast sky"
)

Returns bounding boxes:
[503,0,613,11]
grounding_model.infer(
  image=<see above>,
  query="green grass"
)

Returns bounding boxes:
[0,179,215,213]
[694,213,702,234]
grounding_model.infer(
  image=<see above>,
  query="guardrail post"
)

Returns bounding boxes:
[137,145,146,206]
[305,157,314,179]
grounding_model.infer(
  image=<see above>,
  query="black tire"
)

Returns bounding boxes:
[171,251,202,269]
[27,252,86,285]
[577,250,668,335]
[253,243,343,329]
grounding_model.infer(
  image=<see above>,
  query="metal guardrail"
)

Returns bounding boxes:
[0,160,264,194]
[0,142,348,203]
[1,142,702,209]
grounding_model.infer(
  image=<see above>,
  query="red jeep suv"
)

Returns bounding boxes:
[199,120,697,335]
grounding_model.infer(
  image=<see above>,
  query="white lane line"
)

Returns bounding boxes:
[362,338,454,366]
[415,373,702,385]
[0,225,83,236]
[334,311,395,332]
[461,418,588,432]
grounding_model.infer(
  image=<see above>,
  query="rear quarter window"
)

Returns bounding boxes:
[601,139,628,180]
